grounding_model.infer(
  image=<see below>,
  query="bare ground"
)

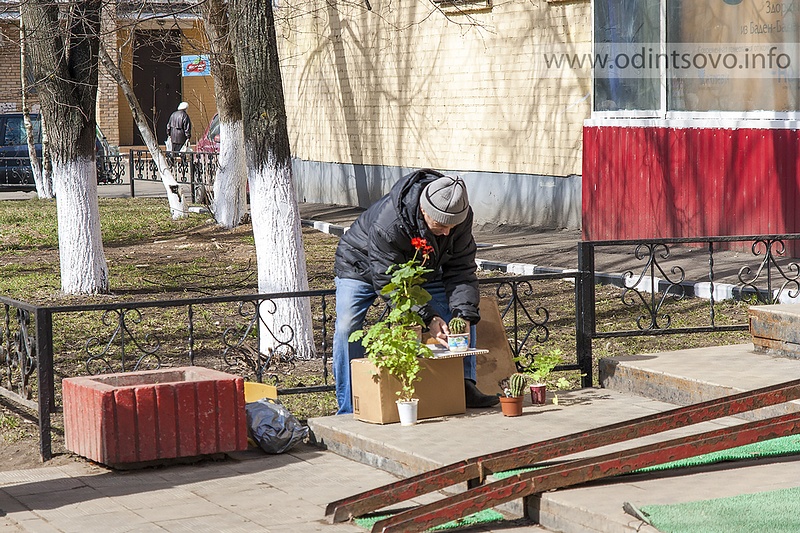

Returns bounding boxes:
[0,221,341,471]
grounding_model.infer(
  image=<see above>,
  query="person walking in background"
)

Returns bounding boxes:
[333,169,500,415]
[166,102,192,152]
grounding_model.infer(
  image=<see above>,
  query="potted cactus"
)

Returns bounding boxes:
[498,373,527,417]
[446,316,470,352]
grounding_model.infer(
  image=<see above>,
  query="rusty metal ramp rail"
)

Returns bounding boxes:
[325,379,800,532]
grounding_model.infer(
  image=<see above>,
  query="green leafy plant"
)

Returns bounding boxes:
[379,237,434,327]
[349,237,435,401]
[448,316,467,334]
[520,348,564,385]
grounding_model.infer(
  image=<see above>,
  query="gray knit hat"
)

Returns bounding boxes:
[419,176,469,226]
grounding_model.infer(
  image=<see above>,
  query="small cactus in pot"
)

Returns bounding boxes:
[448,317,467,334]
[508,373,527,398]
[499,373,527,416]
[446,317,470,352]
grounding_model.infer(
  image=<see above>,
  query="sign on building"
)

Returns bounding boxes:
[181,55,211,77]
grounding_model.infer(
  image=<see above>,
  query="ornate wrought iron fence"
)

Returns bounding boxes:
[98,154,126,185]
[7,233,798,461]
[128,149,217,205]
[1,274,579,460]
[576,235,800,352]
[0,154,125,189]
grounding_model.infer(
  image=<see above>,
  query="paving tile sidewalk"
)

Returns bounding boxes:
[0,445,543,533]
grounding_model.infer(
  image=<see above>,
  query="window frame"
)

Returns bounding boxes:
[591,0,800,123]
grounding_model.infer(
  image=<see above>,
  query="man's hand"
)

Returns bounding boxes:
[428,316,470,348]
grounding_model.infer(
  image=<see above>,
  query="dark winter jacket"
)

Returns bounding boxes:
[334,168,480,324]
[166,110,192,148]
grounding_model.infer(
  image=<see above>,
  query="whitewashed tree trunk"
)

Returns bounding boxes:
[230,0,315,359]
[201,0,248,228]
[22,0,109,295]
[212,120,248,228]
[97,44,187,219]
[250,157,313,359]
[53,159,108,293]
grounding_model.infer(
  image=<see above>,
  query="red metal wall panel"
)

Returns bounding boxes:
[583,125,800,245]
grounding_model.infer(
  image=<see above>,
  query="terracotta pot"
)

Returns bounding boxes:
[499,395,523,417]
[530,384,547,405]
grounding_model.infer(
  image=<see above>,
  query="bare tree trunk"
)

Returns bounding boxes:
[200,0,248,229]
[97,43,188,219]
[229,0,315,359]
[19,16,53,198]
[21,0,108,294]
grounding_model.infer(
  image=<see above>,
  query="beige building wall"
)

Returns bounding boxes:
[277,0,591,179]
[101,24,216,148]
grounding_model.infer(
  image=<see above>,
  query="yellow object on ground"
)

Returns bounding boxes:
[244,381,278,403]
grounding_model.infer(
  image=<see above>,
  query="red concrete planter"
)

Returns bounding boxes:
[63,366,248,467]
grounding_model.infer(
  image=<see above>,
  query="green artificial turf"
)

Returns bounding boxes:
[635,434,800,472]
[639,486,800,533]
[492,434,800,533]
[354,509,506,531]
[492,434,800,480]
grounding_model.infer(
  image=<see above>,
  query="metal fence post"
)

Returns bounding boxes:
[35,307,53,461]
[189,154,196,204]
[129,149,136,198]
[576,242,595,388]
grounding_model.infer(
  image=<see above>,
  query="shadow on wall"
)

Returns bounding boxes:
[292,159,581,231]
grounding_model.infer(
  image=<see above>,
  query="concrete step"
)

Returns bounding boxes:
[309,343,800,532]
[749,303,800,358]
[599,343,800,420]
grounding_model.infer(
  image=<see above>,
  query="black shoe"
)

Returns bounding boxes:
[464,379,500,408]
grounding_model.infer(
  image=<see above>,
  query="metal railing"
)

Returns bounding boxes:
[5,233,800,460]
[0,155,126,189]
[1,274,579,460]
[128,149,218,204]
[576,235,800,350]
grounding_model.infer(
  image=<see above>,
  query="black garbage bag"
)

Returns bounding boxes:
[245,398,309,454]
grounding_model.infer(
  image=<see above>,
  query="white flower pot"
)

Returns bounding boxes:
[446,333,470,352]
[396,398,419,426]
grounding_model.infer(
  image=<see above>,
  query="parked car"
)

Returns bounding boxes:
[196,113,220,153]
[0,113,113,191]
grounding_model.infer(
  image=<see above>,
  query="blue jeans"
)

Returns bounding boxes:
[333,277,477,415]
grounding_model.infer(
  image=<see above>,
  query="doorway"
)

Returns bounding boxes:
[132,30,182,146]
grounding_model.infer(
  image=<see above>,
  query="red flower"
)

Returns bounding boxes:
[412,237,433,257]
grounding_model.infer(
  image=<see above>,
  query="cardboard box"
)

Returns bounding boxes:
[351,357,466,424]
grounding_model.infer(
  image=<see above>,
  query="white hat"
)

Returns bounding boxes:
[177,102,189,110]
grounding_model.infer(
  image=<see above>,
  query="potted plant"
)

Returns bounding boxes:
[349,237,435,425]
[521,349,564,405]
[498,373,527,417]
[446,316,470,352]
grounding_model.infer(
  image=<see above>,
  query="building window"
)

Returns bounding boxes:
[593,0,800,119]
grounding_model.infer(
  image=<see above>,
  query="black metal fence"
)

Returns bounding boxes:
[0,154,126,190]
[5,233,800,460]
[128,149,218,205]
[576,234,800,347]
